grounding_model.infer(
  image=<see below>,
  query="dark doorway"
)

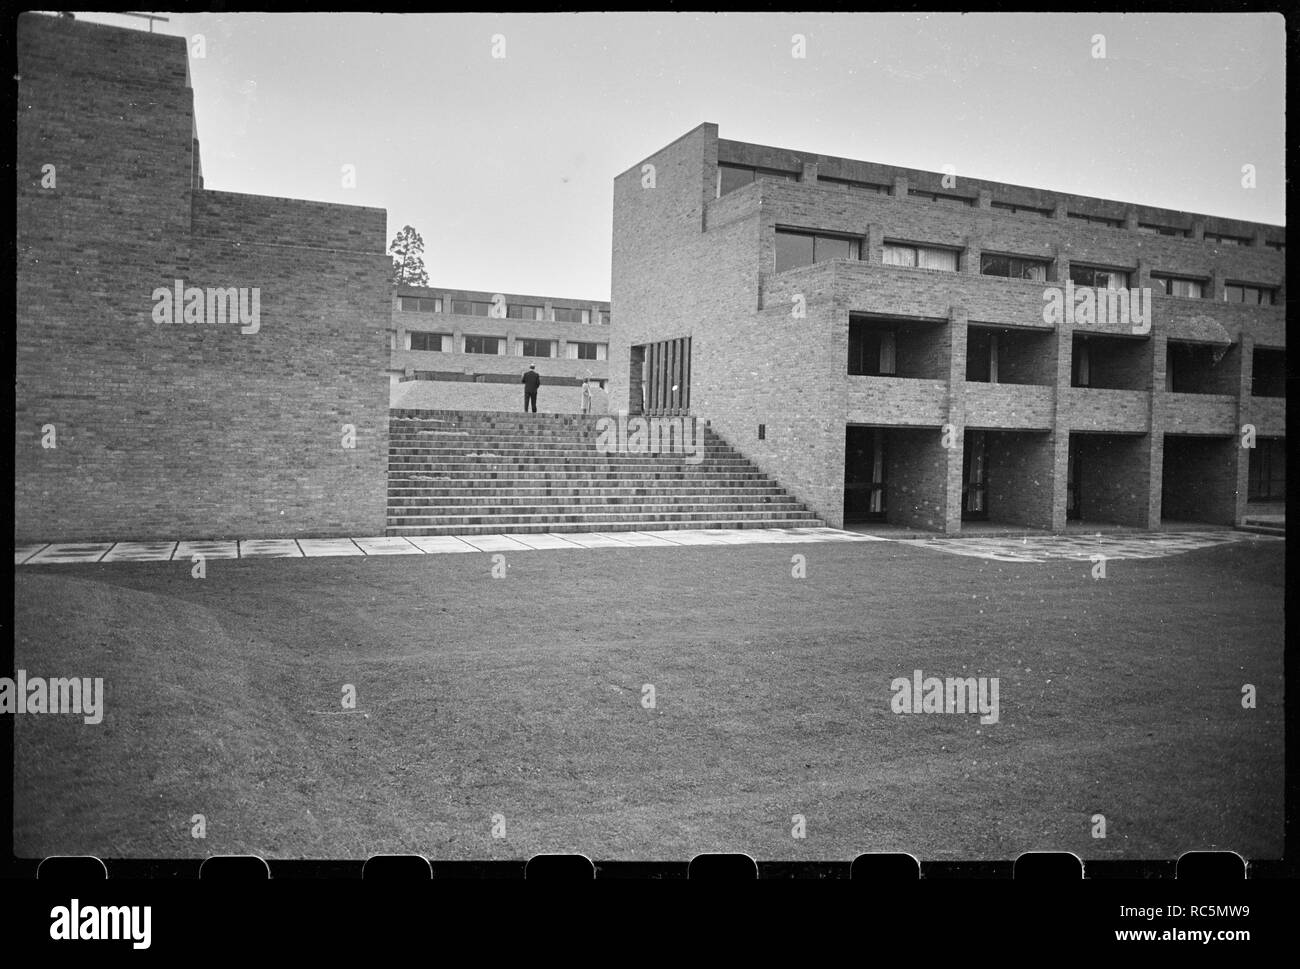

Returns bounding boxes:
[961,430,988,520]
[844,426,885,522]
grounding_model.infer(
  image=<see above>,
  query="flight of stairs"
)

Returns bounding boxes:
[386,409,825,536]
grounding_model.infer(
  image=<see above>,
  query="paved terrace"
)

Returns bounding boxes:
[14,527,1279,566]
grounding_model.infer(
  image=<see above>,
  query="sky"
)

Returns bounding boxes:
[74,11,1286,301]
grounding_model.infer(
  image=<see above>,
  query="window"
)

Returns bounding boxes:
[515,338,555,358]
[1265,241,1285,253]
[1151,275,1204,299]
[566,342,606,361]
[847,327,897,376]
[991,201,1051,218]
[883,243,958,272]
[717,162,798,197]
[451,299,494,317]
[774,230,860,272]
[1205,232,1249,247]
[1067,212,1124,228]
[819,176,889,195]
[400,296,441,313]
[1224,284,1276,305]
[1069,264,1130,289]
[1248,439,1285,501]
[980,253,1048,281]
[598,310,610,325]
[463,335,504,355]
[409,331,451,352]
[1138,223,1188,238]
[909,189,974,208]
[552,307,591,324]
[507,303,544,321]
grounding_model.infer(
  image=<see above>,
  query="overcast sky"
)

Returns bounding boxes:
[74,11,1286,301]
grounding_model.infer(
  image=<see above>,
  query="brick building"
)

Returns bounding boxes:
[15,13,392,543]
[389,286,611,414]
[610,123,1286,532]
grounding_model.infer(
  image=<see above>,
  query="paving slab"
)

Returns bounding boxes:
[174,541,240,560]
[601,531,679,547]
[403,536,478,554]
[458,535,543,552]
[352,537,423,555]
[297,539,365,557]
[637,530,731,546]
[14,545,48,565]
[556,533,636,548]
[27,543,114,564]
[506,534,584,550]
[100,541,179,562]
[237,539,303,558]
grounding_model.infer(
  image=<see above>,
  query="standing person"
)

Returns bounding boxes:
[580,373,592,415]
[522,364,540,413]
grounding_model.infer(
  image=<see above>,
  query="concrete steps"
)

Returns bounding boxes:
[385,409,823,536]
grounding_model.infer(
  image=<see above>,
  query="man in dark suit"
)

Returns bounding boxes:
[521,364,541,413]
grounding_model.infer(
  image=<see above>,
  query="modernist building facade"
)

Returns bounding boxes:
[610,123,1286,532]
[389,286,611,413]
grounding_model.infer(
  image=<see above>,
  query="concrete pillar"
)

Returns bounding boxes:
[892,175,908,198]
[943,306,969,535]
[1050,297,1075,531]
[1233,331,1255,525]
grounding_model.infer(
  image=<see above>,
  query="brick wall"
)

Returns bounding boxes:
[984,431,1056,528]
[1161,436,1240,524]
[15,14,390,542]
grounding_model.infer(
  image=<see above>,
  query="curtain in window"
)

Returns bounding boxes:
[879,330,897,375]
[596,344,608,361]
[917,247,958,271]
[967,433,984,512]
[883,245,916,267]
[988,334,999,383]
[565,343,579,359]
[1076,342,1090,385]
[870,432,884,514]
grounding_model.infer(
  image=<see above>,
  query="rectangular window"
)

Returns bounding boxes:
[1265,240,1285,252]
[1138,223,1188,238]
[1248,438,1285,501]
[552,307,591,324]
[991,201,1052,218]
[774,230,860,272]
[515,338,555,358]
[980,253,1049,281]
[409,331,451,352]
[1151,275,1205,299]
[566,342,606,361]
[1067,212,1125,228]
[1069,264,1130,289]
[463,335,504,355]
[909,189,974,208]
[598,310,610,325]
[884,243,958,272]
[507,303,544,321]
[819,176,889,194]
[1223,284,1276,305]
[717,162,798,197]
[400,296,441,312]
[1205,232,1249,247]
[451,299,494,317]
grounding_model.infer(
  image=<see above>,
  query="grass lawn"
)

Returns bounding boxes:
[12,537,1284,861]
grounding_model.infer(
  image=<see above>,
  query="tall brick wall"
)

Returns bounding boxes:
[15,14,391,542]
[984,432,1056,528]
[1161,436,1240,524]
